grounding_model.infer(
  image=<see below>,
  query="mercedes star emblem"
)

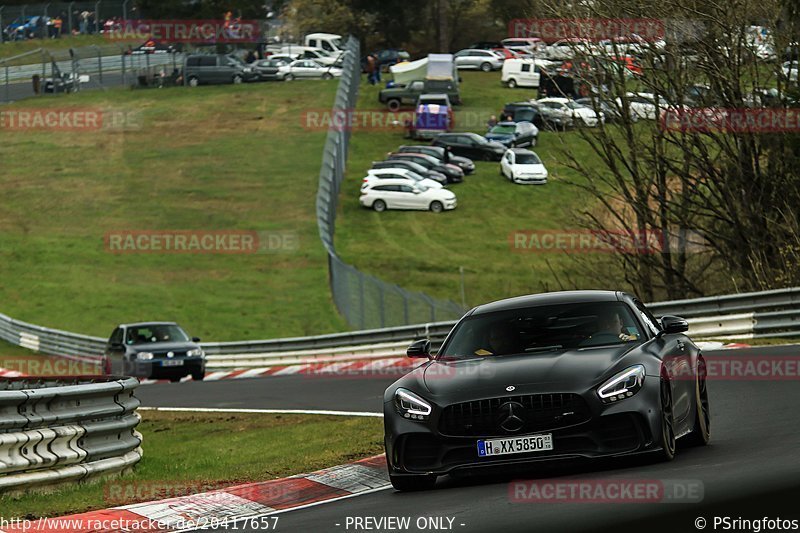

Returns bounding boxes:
[497,401,525,432]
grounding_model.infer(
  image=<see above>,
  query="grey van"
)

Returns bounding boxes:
[184,54,254,86]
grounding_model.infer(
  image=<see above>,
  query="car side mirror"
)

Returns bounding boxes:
[660,315,689,335]
[407,339,431,358]
[192,337,201,342]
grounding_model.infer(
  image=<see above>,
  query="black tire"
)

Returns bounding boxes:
[390,474,437,491]
[233,75,243,84]
[684,357,711,446]
[373,199,387,212]
[657,375,677,461]
[169,376,182,383]
[387,99,401,112]
[430,201,444,213]
[284,73,295,81]
[480,62,492,72]
[188,76,199,87]
[508,78,517,88]
[322,72,333,80]
[483,152,494,161]
[191,370,206,382]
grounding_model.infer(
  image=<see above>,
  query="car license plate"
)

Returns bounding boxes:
[477,434,553,457]
[161,360,184,367]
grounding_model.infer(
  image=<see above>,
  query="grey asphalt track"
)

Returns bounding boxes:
[137,345,800,532]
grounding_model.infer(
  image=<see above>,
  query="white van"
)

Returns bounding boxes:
[501,58,541,88]
[304,33,344,54]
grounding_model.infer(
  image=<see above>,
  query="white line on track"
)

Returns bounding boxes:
[138,406,383,417]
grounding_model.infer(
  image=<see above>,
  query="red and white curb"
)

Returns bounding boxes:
[139,357,421,385]
[0,455,391,533]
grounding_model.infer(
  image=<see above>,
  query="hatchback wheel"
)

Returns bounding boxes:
[233,75,243,84]
[285,73,295,81]
[430,201,444,213]
[373,199,387,212]
[322,72,333,80]
[188,76,199,87]
[480,62,492,72]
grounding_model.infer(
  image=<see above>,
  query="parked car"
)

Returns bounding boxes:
[575,97,638,123]
[536,97,603,128]
[379,79,462,111]
[388,153,464,183]
[485,121,539,148]
[251,57,293,81]
[280,46,340,66]
[363,168,443,190]
[432,132,507,161]
[371,159,448,185]
[500,148,548,184]
[104,322,205,382]
[618,92,674,120]
[410,94,455,139]
[277,59,342,80]
[396,145,475,174]
[501,37,547,55]
[360,179,457,213]
[362,49,411,71]
[501,102,545,128]
[453,49,504,71]
[184,54,255,86]
[502,58,542,88]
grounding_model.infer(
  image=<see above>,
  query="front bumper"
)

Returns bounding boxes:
[384,379,663,476]
[124,356,205,379]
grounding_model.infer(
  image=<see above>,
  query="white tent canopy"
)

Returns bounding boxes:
[389,54,456,85]
[390,58,427,86]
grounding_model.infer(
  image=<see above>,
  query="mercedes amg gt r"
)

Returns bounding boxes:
[383,290,711,491]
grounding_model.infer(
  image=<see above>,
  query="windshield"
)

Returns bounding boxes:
[438,302,642,359]
[516,153,542,164]
[406,170,425,181]
[490,125,516,134]
[566,102,586,109]
[515,110,536,122]
[126,324,190,345]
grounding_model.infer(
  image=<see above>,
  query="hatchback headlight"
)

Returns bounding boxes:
[136,352,154,361]
[598,365,645,403]
[395,388,432,420]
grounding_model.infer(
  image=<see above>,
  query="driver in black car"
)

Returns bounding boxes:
[475,321,520,356]
[586,312,637,344]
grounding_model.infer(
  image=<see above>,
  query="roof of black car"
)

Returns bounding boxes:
[119,321,179,328]
[471,290,622,315]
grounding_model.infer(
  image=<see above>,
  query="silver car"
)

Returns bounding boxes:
[453,49,504,72]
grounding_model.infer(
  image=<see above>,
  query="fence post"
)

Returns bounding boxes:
[94,1,100,34]
[122,0,128,20]
[44,3,50,17]
[68,1,74,34]
[4,62,8,103]
[358,272,366,330]
[121,49,126,85]
[0,7,4,43]
[96,46,103,84]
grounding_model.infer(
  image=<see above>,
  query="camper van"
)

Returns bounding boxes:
[501,58,542,88]
[304,33,344,54]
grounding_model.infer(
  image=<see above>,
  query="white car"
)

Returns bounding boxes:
[277,60,342,80]
[363,168,443,190]
[536,97,603,127]
[618,92,674,120]
[500,148,548,184]
[359,179,457,213]
[453,49,504,71]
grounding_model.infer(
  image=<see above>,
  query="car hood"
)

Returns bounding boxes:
[485,132,514,142]
[511,163,547,174]
[413,345,637,401]
[573,108,598,119]
[449,155,473,166]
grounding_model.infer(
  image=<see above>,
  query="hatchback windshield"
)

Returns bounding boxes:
[438,302,642,359]
[490,125,516,134]
[515,153,542,164]
[127,324,190,345]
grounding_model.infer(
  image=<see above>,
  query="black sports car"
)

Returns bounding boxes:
[384,290,710,491]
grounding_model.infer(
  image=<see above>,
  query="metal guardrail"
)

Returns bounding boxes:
[2,289,800,370]
[0,375,142,494]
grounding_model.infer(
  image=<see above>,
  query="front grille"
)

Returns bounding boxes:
[152,350,187,359]
[439,393,591,437]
